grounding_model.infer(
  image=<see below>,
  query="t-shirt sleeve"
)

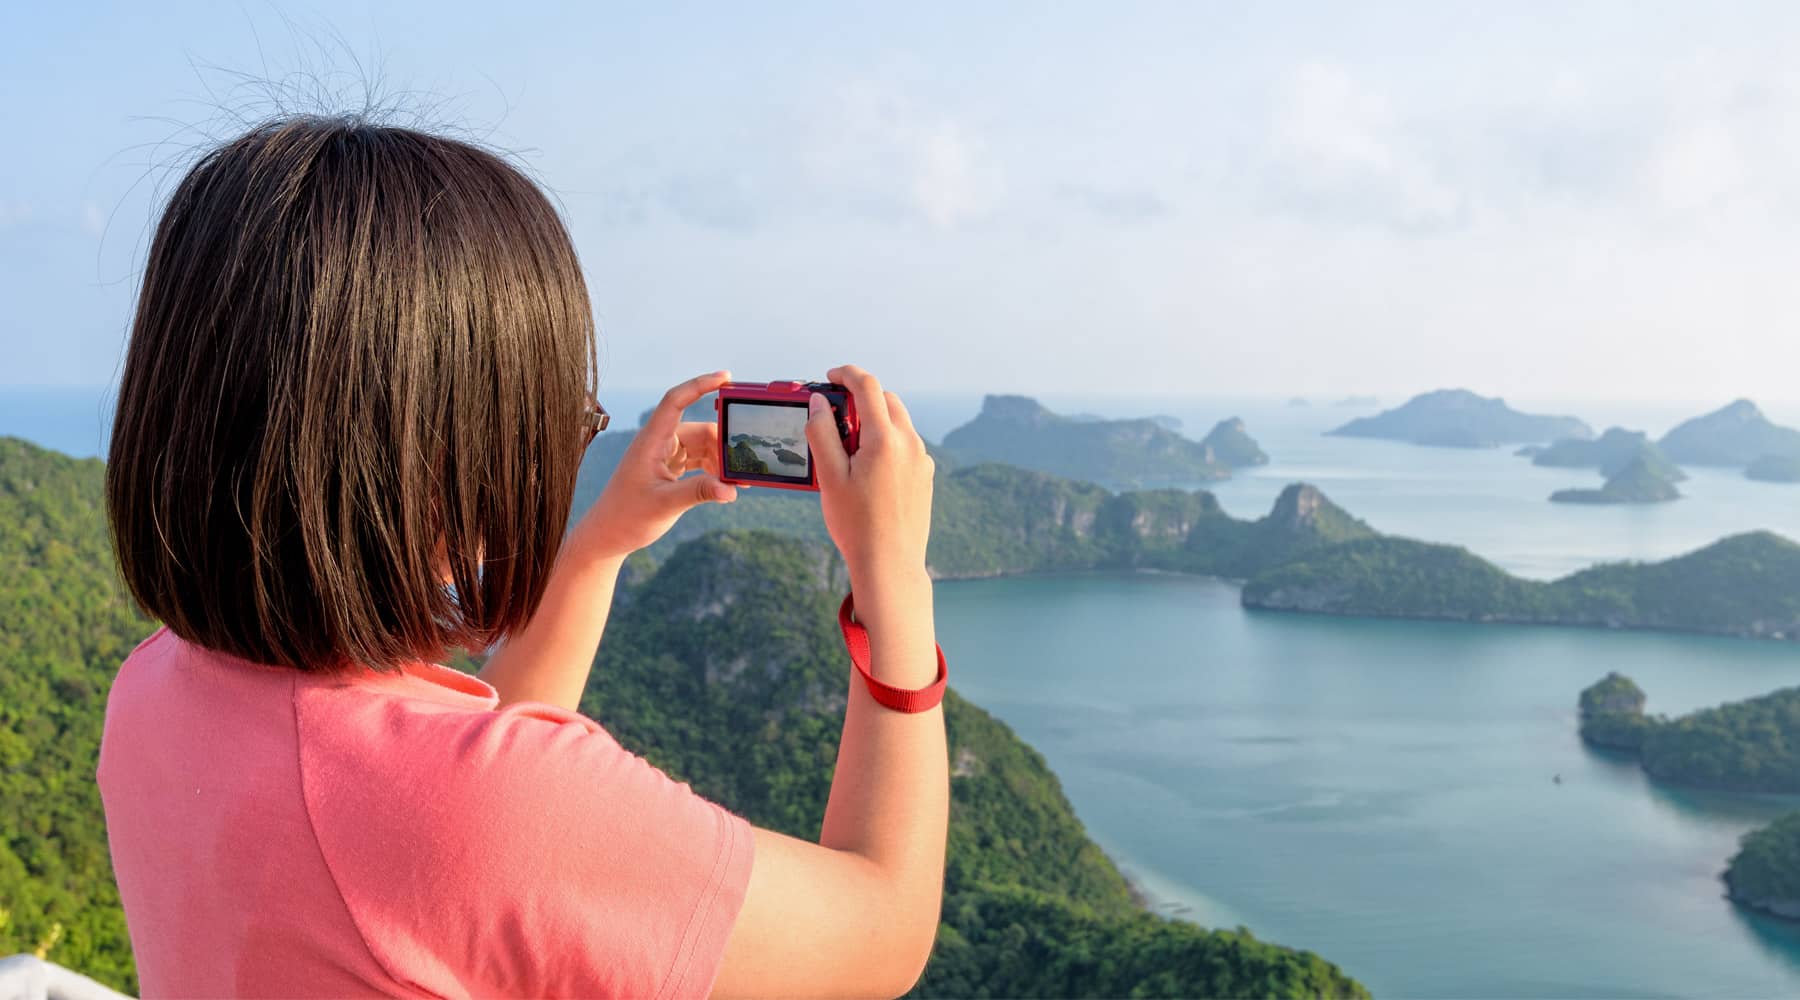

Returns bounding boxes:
[301,698,756,999]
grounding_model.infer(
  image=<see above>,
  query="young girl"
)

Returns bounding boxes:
[97,115,946,998]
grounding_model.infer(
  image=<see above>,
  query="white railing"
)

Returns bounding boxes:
[0,956,132,1000]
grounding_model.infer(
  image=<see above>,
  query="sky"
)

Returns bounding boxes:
[6,1,1800,405]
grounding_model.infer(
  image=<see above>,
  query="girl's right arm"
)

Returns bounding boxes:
[709,365,948,1000]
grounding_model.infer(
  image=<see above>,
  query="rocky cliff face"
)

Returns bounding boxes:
[1248,483,1377,557]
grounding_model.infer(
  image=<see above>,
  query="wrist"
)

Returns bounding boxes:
[846,563,933,632]
[564,513,635,570]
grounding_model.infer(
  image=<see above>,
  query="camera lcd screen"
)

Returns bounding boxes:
[722,400,811,483]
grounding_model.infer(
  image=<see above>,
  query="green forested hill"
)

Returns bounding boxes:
[1244,531,1800,640]
[1577,677,1800,919]
[588,530,1366,997]
[1725,813,1800,919]
[0,437,147,991]
[1575,674,1800,794]
[2,435,1366,996]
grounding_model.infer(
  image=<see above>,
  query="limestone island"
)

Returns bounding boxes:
[1530,427,1685,481]
[1549,456,1682,505]
[1577,672,1800,924]
[1747,454,1800,484]
[1326,388,1592,448]
[1244,530,1800,641]
[1575,674,1800,792]
[574,425,1800,643]
[1725,814,1800,921]
[1200,417,1269,468]
[940,395,1253,486]
[1577,673,1652,750]
[1659,399,1800,467]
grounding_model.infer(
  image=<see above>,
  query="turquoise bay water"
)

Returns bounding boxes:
[934,573,1800,998]
[916,394,1800,997]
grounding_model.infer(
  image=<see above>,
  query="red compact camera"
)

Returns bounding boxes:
[715,381,859,491]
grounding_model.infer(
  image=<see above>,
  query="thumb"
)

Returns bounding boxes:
[805,393,850,487]
[656,471,737,511]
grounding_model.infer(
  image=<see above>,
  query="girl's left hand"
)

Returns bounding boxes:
[574,370,739,560]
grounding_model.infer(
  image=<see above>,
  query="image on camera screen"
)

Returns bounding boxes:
[724,401,811,481]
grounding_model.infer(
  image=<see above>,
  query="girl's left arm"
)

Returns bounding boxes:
[478,371,739,710]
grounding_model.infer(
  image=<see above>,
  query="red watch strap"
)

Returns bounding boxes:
[837,592,947,713]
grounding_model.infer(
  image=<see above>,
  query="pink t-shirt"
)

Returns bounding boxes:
[97,627,755,998]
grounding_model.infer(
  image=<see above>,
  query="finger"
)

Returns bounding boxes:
[805,391,851,487]
[825,364,891,441]
[641,370,731,445]
[656,469,737,508]
[674,421,720,469]
[883,391,923,447]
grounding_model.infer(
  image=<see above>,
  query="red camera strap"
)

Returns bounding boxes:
[837,593,948,713]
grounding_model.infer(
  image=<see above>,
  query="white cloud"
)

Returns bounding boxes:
[1259,62,1464,232]
[911,123,995,228]
[806,82,1003,229]
[1273,62,1399,175]
[1644,121,1745,213]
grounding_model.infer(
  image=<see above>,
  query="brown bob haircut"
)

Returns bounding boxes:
[108,115,596,673]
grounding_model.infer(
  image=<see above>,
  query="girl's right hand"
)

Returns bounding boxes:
[804,365,935,605]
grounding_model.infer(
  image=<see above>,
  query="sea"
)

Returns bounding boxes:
[729,435,810,477]
[14,384,1800,997]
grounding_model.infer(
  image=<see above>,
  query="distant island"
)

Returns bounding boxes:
[1577,673,1650,750]
[1577,675,1800,923]
[1530,427,1685,481]
[1243,530,1800,640]
[1287,397,1311,408]
[1549,456,1682,505]
[1576,675,1800,792]
[939,395,1249,485]
[1659,399,1800,467]
[572,425,1800,642]
[1332,395,1380,408]
[1199,417,1269,468]
[1725,815,1800,921]
[1747,454,1800,484]
[1327,389,1592,448]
